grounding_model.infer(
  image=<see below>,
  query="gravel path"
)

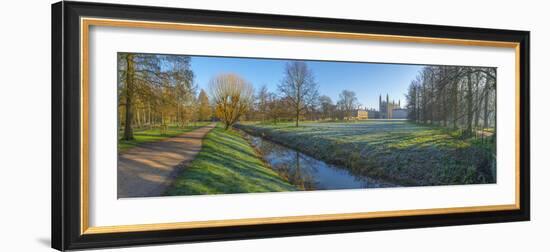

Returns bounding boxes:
[117,123,216,198]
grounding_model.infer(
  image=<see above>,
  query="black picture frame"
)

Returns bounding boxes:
[52,1,530,251]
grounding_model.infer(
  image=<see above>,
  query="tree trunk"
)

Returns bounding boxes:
[143,109,146,128]
[148,104,152,129]
[483,83,490,129]
[117,106,122,139]
[123,54,135,140]
[453,81,458,129]
[136,108,142,129]
[465,72,473,135]
[295,105,300,127]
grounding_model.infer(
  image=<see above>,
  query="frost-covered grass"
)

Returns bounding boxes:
[236,120,496,186]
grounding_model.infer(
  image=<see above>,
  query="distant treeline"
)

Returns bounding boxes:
[405,66,496,137]
[208,61,371,128]
[242,62,365,126]
[118,54,496,139]
[118,55,375,135]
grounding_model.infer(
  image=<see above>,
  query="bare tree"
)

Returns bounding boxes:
[118,53,165,140]
[338,90,359,121]
[318,95,334,120]
[405,65,496,138]
[167,55,196,126]
[117,53,197,139]
[278,61,319,127]
[209,73,255,130]
[256,85,269,122]
[266,93,285,124]
[405,81,419,122]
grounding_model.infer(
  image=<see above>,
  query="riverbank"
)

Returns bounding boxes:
[166,125,296,196]
[241,132,396,190]
[235,121,496,186]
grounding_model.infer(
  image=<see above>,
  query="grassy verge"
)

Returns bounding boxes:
[118,122,210,152]
[166,125,296,196]
[236,120,496,186]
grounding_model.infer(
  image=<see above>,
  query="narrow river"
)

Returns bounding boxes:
[241,132,395,191]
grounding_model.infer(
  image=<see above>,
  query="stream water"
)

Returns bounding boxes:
[242,133,395,191]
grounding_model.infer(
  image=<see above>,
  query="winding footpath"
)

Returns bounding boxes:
[117,123,216,198]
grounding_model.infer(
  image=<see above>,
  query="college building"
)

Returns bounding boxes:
[350,94,408,120]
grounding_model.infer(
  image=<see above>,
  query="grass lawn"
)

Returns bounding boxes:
[118,122,211,152]
[236,120,496,186]
[166,125,296,196]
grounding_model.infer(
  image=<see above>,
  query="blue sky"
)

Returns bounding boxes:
[190,56,424,109]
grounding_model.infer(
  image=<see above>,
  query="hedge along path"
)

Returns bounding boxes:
[117,123,217,198]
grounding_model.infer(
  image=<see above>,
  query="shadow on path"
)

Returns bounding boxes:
[117,123,216,198]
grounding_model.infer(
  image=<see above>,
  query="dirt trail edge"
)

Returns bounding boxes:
[117,123,216,198]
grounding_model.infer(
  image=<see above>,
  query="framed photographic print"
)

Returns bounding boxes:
[51,1,530,250]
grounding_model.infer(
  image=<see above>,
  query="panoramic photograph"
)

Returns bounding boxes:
[116,53,497,198]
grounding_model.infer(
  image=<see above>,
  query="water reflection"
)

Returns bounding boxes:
[244,134,395,191]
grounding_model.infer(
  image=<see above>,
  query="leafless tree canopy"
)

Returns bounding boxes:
[318,95,336,121]
[338,90,359,120]
[209,73,255,129]
[255,85,269,122]
[278,61,319,127]
[406,65,496,137]
[118,53,196,140]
